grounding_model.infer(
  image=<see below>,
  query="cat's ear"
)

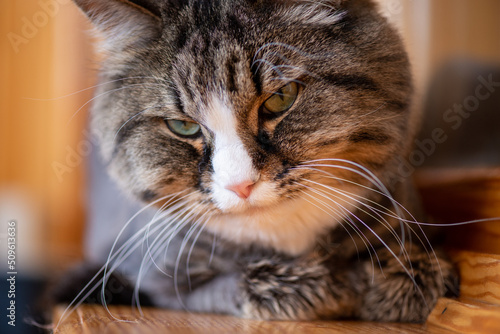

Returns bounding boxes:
[73,0,162,48]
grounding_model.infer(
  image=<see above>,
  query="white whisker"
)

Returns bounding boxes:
[23,76,172,101]
[303,178,408,260]
[65,82,171,125]
[296,183,380,277]
[186,210,216,291]
[55,192,184,327]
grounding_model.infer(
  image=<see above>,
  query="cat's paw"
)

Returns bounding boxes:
[358,249,459,323]
[240,258,343,320]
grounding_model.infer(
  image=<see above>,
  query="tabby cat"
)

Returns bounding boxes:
[56,0,458,323]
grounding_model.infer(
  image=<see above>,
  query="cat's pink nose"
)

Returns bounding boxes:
[225,181,255,199]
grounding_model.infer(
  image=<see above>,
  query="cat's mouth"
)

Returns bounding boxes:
[210,179,282,214]
[204,191,342,256]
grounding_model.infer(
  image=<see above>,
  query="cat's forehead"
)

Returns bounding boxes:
[168,30,306,118]
[171,40,254,111]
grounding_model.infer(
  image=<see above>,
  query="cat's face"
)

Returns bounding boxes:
[77,0,413,255]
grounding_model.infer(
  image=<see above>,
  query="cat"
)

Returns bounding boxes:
[52,0,459,323]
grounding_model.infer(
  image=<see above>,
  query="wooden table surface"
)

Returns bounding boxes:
[52,305,455,334]
[52,249,500,334]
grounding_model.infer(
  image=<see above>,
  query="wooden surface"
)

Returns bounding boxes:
[53,305,455,334]
[427,251,500,334]
[452,251,500,305]
[52,250,500,334]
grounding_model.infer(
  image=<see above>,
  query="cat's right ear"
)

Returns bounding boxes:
[72,0,162,49]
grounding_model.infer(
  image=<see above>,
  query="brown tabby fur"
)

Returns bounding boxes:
[55,0,458,323]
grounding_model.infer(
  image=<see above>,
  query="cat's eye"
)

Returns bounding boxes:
[263,82,299,114]
[165,119,201,138]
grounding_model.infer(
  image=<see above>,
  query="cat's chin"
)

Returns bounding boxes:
[216,200,273,215]
[205,194,348,256]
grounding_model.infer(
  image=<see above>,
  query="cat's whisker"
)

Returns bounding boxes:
[252,51,320,84]
[296,162,448,300]
[302,179,414,277]
[267,77,308,88]
[318,180,439,271]
[296,163,443,275]
[113,104,173,144]
[141,197,202,271]
[265,63,318,83]
[138,203,202,289]
[172,210,216,311]
[55,192,184,327]
[308,183,423,294]
[53,0,461,323]
[160,202,208,263]
[101,198,195,316]
[186,210,217,291]
[302,178,407,249]
[23,75,172,101]
[100,193,198,314]
[298,188,359,253]
[299,158,419,246]
[102,197,194,318]
[251,44,325,82]
[66,82,172,125]
[296,166,400,218]
[296,183,380,277]
[297,162,413,248]
[350,102,389,124]
[105,191,190,277]
[252,58,288,79]
[208,227,218,266]
[298,162,412,248]
[133,198,205,311]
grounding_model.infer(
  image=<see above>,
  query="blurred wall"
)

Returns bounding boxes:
[0,0,94,277]
[379,0,500,86]
[379,0,500,170]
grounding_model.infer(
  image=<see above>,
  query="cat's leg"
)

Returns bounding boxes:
[237,257,358,320]
[231,248,458,322]
[356,247,459,323]
[166,255,356,320]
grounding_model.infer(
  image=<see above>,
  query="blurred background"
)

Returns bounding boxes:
[0,0,499,333]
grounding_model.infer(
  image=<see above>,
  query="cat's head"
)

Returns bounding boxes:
[75,0,414,255]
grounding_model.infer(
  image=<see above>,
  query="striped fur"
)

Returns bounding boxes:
[58,0,458,323]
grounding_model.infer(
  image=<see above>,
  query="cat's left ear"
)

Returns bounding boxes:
[72,0,162,48]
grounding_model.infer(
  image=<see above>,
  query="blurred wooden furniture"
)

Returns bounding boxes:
[419,169,500,334]
[53,168,500,333]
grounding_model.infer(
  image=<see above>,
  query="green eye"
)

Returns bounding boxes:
[263,82,299,114]
[165,119,201,138]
